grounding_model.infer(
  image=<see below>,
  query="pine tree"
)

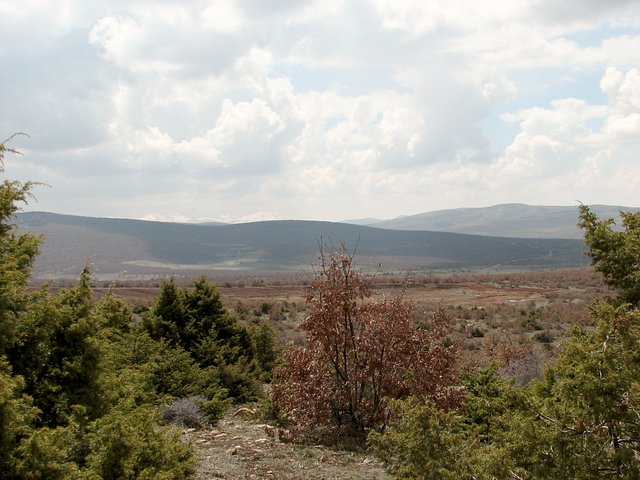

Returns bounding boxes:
[0,135,40,357]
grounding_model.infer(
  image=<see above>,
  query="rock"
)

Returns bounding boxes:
[226,446,242,455]
[233,407,256,418]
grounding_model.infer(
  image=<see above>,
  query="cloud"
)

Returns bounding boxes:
[1,0,639,223]
[184,97,288,174]
[201,0,246,33]
[483,67,640,204]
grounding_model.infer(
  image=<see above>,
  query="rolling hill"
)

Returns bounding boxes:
[370,204,639,238]
[15,211,588,279]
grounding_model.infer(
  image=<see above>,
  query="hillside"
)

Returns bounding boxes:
[16,211,588,279]
[371,204,639,238]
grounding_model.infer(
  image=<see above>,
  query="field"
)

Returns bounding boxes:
[38,266,607,377]
[76,267,604,348]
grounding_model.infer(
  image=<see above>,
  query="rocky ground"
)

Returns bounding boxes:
[183,407,391,480]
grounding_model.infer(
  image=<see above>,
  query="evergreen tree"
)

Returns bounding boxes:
[0,136,40,357]
[147,277,184,347]
[0,137,196,479]
[579,204,640,305]
[8,268,103,426]
[0,358,37,477]
[144,276,262,371]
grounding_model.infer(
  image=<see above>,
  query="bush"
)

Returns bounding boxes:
[140,275,276,408]
[200,392,233,423]
[84,404,195,479]
[15,424,81,480]
[162,396,207,429]
[470,326,485,338]
[219,359,262,403]
[534,331,554,343]
[0,359,37,478]
[272,248,461,435]
[368,398,471,480]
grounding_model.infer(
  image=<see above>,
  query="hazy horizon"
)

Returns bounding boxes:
[18,201,640,226]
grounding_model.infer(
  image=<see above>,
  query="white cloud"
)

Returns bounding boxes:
[1,0,639,223]
[189,97,287,173]
[201,0,246,33]
[482,67,640,205]
[89,16,143,66]
[481,76,518,105]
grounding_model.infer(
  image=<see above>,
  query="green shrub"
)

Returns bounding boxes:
[470,326,484,338]
[371,208,640,479]
[141,276,274,407]
[0,139,198,478]
[83,403,195,480]
[0,359,37,478]
[200,392,232,423]
[8,276,104,426]
[534,331,553,343]
[252,321,279,380]
[219,359,262,403]
[15,424,81,480]
[369,398,472,479]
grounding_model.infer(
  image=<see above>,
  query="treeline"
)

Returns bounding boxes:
[0,140,276,478]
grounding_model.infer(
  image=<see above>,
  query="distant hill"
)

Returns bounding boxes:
[371,204,639,238]
[195,220,227,226]
[340,217,383,226]
[15,211,588,279]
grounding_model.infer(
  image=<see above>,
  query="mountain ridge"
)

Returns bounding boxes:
[368,203,639,238]
[16,210,589,279]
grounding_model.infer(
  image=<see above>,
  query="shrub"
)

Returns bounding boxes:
[368,398,471,480]
[272,248,461,435]
[470,326,485,338]
[162,396,207,429]
[84,404,195,479]
[8,272,104,426]
[0,359,37,478]
[534,331,554,343]
[371,207,640,478]
[15,423,81,480]
[200,392,232,423]
[260,302,272,315]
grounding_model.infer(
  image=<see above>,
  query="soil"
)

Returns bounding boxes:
[183,407,391,480]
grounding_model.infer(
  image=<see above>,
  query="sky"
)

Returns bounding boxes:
[1,0,639,223]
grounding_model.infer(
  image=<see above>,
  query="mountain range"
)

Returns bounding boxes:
[14,202,622,279]
[365,203,639,238]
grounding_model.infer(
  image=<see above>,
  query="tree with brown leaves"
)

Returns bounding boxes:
[272,247,460,435]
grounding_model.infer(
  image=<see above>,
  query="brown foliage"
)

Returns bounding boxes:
[272,248,460,434]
